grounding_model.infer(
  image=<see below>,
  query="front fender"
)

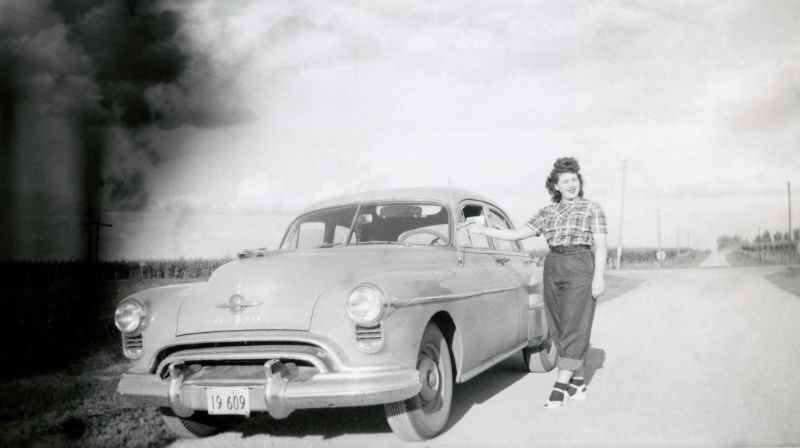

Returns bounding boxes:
[118,282,205,372]
[309,268,469,372]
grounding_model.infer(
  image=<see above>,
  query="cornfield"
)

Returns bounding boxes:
[529,247,709,269]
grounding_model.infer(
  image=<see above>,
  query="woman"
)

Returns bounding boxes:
[466,157,607,408]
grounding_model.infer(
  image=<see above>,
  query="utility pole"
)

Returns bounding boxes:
[616,160,627,269]
[85,218,112,262]
[676,228,680,256]
[656,209,663,266]
[657,209,662,251]
[789,182,793,242]
[758,226,762,260]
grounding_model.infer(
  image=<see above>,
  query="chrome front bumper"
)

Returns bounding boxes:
[117,360,421,419]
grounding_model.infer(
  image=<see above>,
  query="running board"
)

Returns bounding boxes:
[457,341,528,383]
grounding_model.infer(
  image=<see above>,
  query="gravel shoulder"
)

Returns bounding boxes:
[765,266,800,298]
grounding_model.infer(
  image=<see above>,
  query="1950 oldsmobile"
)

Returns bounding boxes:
[114,187,557,441]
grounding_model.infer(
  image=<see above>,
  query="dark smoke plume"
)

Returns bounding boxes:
[52,1,188,229]
[1,0,250,259]
[53,1,189,129]
[0,49,20,260]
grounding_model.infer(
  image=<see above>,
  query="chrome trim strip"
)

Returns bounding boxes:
[458,341,527,383]
[156,346,331,376]
[391,285,518,307]
[148,331,345,373]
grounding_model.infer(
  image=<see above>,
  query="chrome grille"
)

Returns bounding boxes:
[355,323,383,341]
[122,333,144,359]
[123,333,143,350]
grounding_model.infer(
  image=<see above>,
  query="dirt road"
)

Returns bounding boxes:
[171,265,800,447]
[699,250,731,267]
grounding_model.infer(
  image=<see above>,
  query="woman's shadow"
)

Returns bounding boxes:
[583,346,606,384]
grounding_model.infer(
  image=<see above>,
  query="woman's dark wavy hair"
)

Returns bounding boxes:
[545,157,584,203]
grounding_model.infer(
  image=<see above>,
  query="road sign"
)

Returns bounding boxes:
[656,249,666,262]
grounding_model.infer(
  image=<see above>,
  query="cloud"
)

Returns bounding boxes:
[729,57,800,132]
[231,171,379,213]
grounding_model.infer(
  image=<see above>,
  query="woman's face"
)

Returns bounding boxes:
[555,172,581,201]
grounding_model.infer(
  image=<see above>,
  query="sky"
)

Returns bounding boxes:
[1,0,799,260]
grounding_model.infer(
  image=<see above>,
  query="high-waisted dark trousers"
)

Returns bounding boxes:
[543,247,596,371]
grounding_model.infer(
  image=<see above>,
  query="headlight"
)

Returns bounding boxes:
[346,285,386,326]
[114,298,147,334]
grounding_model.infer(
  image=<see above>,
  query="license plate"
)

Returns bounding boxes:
[206,387,250,416]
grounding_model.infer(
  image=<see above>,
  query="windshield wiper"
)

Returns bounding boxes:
[354,240,410,247]
[316,243,344,248]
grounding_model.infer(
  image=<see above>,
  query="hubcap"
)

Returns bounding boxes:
[418,348,440,404]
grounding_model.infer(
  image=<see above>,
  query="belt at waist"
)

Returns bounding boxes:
[549,245,591,254]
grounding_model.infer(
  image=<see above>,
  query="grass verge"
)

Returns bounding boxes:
[765,267,800,298]
[724,250,775,267]
[599,274,645,303]
[0,347,175,448]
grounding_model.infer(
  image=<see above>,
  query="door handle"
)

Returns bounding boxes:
[523,259,535,265]
[495,257,511,266]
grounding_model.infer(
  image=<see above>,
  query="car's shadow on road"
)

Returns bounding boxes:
[227,356,532,440]
[234,405,391,440]
[448,346,606,428]
[225,348,606,441]
[445,354,529,429]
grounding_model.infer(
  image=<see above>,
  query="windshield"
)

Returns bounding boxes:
[280,202,450,249]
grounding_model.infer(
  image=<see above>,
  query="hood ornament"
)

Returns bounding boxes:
[217,294,263,314]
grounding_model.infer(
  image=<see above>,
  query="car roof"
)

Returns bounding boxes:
[300,186,504,214]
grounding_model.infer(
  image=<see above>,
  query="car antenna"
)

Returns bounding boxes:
[449,176,464,267]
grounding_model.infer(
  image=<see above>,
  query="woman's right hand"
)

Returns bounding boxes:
[465,222,487,235]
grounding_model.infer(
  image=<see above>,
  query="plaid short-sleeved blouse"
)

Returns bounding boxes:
[525,198,607,247]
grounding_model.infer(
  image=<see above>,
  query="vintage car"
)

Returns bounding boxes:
[114,187,557,441]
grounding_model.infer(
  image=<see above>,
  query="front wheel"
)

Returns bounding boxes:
[523,337,557,373]
[384,323,453,441]
[160,409,243,438]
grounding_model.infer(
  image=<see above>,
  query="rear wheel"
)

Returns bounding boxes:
[160,409,243,438]
[523,337,557,373]
[384,323,453,441]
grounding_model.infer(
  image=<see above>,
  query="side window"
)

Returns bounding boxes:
[295,222,325,249]
[348,203,449,245]
[486,208,520,253]
[332,224,351,246]
[456,204,491,249]
[295,222,351,248]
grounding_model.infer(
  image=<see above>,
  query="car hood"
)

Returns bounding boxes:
[175,248,417,335]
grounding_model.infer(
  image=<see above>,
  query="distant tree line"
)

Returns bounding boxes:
[717,228,799,250]
[752,228,800,244]
[0,258,233,283]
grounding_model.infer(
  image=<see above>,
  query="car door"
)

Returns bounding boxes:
[453,201,523,372]
[485,205,535,346]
